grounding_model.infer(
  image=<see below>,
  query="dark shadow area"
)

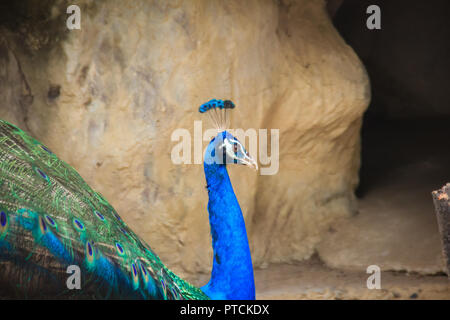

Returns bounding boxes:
[316,1,450,276]
[332,0,450,197]
[358,118,450,196]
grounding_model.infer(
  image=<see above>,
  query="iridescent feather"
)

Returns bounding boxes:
[0,120,208,300]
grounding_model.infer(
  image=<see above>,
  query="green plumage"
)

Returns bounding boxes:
[0,119,208,300]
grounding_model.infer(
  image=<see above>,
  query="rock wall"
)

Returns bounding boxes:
[334,0,450,119]
[0,0,369,281]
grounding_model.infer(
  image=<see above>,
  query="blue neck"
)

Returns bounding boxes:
[200,161,255,300]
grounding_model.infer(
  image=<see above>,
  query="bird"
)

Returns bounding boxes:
[0,99,257,300]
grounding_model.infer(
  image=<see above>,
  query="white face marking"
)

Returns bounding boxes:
[220,138,258,170]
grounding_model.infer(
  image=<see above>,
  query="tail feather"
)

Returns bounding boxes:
[0,120,208,299]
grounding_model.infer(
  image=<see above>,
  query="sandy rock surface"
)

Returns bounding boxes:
[0,0,369,277]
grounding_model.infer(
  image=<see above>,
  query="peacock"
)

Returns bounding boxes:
[0,99,257,300]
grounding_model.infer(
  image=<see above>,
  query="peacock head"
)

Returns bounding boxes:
[199,99,258,170]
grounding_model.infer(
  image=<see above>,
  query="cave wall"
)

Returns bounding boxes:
[0,0,369,279]
[334,0,450,120]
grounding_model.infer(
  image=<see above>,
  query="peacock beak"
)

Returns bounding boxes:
[243,153,258,171]
[250,158,258,171]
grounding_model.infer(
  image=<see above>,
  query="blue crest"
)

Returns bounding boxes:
[198,99,235,113]
[198,99,236,130]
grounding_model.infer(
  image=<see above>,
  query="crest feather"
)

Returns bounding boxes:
[199,99,235,131]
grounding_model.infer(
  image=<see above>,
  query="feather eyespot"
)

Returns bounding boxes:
[0,211,6,227]
[40,145,53,154]
[115,242,124,255]
[45,215,56,227]
[131,263,139,290]
[140,263,147,276]
[35,167,48,180]
[94,210,105,221]
[0,211,8,237]
[38,216,47,234]
[171,287,179,299]
[86,241,95,264]
[73,219,85,231]
[139,262,151,289]
[112,211,122,222]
